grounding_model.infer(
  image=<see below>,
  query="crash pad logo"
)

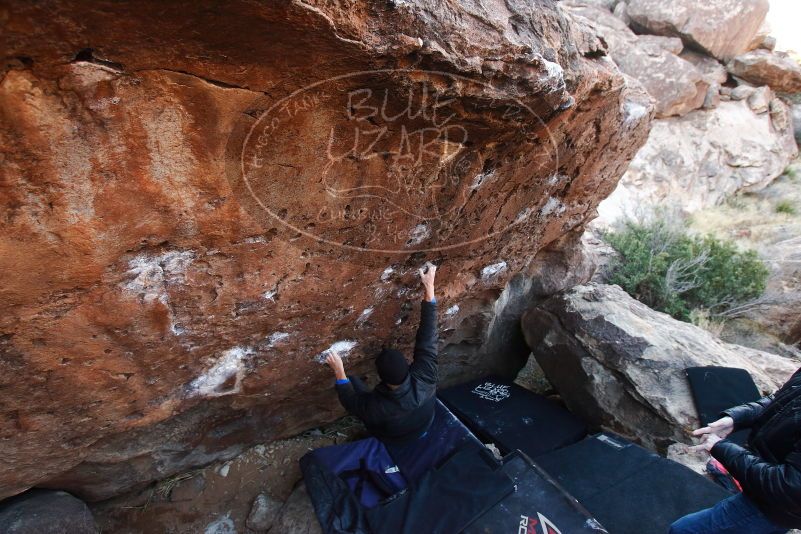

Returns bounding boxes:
[472,382,510,402]
[226,69,558,254]
[520,513,562,534]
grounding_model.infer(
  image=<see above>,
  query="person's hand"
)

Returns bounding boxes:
[689,433,723,453]
[419,261,436,301]
[693,416,734,440]
[325,351,346,380]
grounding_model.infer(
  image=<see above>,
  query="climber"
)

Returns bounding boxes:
[324,261,438,444]
[669,367,801,534]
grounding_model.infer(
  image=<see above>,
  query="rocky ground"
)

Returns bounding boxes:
[91,417,366,533]
[688,158,801,356]
[89,365,560,534]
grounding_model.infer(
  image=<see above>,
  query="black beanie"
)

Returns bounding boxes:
[375,348,408,385]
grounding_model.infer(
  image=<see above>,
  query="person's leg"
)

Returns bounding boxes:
[668,493,787,534]
[347,375,371,394]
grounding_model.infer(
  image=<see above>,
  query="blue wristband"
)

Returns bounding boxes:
[335,378,350,385]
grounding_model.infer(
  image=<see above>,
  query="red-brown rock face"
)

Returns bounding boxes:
[0,0,652,500]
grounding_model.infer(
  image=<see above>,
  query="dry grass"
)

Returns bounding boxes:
[687,162,801,344]
[154,471,199,499]
[689,169,801,255]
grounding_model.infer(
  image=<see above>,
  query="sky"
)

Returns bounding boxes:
[766,0,801,54]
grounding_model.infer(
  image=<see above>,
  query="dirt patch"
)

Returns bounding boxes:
[91,417,365,533]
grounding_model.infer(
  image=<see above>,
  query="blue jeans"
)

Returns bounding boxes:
[669,493,787,534]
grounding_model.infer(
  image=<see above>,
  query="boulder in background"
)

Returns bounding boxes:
[728,49,801,94]
[625,0,769,61]
[564,4,708,117]
[521,283,798,451]
[595,98,798,224]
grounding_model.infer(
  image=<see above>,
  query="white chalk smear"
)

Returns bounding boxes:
[217,463,231,478]
[188,346,253,398]
[543,58,564,82]
[481,261,508,281]
[470,170,495,190]
[380,267,394,282]
[445,304,460,316]
[356,307,374,325]
[262,289,277,301]
[265,332,290,347]
[407,224,430,245]
[539,196,565,217]
[121,250,194,305]
[315,340,358,364]
[514,207,532,224]
[623,100,648,125]
[121,250,194,335]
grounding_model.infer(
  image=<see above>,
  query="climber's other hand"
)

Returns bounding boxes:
[689,433,723,453]
[325,351,346,380]
[692,416,734,439]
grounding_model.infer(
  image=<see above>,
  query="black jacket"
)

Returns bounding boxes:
[712,367,801,528]
[335,300,438,444]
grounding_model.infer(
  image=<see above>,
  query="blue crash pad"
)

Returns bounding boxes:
[302,400,482,509]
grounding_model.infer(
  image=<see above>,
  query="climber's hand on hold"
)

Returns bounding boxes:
[689,433,723,453]
[419,261,436,302]
[325,351,347,381]
[692,416,734,440]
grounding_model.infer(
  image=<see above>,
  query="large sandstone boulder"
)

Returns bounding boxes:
[625,0,769,62]
[564,4,707,117]
[728,50,801,94]
[521,283,798,451]
[0,490,97,534]
[0,0,652,501]
[596,98,798,223]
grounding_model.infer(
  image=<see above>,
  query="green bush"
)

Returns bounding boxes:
[603,218,769,322]
[775,200,796,215]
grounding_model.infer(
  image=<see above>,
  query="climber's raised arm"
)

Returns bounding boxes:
[410,262,438,385]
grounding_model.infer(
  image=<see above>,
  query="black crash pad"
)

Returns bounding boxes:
[536,433,732,534]
[465,451,608,533]
[301,401,490,533]
[366,446,514,534]
[439,375,586,458]
[686,366,762,446]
